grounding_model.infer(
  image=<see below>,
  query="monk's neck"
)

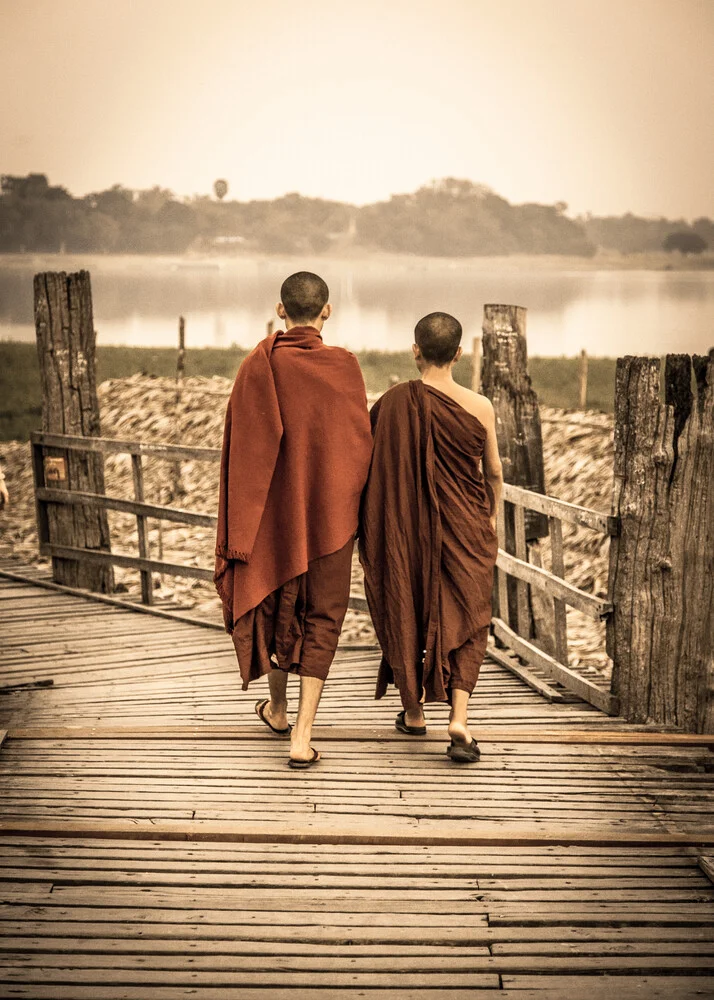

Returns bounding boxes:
[421,367,455,388]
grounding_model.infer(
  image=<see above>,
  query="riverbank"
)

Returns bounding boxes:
[2,248,713,272]
[0,342,617,441]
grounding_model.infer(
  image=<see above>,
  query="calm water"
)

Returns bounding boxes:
[2,256,713,356]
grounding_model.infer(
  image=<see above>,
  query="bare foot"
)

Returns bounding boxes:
[264,700,289,731]
[404,708,426,728]
[290,737,321,764]
[448,719,473,746]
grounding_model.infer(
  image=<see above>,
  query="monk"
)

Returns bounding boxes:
[215,272,372,768]
[359,312,503,763]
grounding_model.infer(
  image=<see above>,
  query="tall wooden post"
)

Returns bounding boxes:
[608,354,714,731]
[34,270,113,592]
[170,315,186,500]
[481,305,547,539]
[481,305,547,631]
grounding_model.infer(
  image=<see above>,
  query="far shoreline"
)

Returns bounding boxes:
[1,249,713,273]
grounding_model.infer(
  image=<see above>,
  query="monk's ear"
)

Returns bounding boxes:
[321,303,332,321]
[412,344,421,360]
[276,302,286,319]
[453,346,463,364]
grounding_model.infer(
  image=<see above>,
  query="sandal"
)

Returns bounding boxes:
[447,739,481,763]
[395,710,427,736]
[288,748,320,769]
[255,699,291,736]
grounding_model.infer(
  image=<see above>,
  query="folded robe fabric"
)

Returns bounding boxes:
[359,380,498,705]
[215,326,372,632]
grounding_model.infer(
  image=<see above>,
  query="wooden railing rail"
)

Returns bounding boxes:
[494,484,619,716]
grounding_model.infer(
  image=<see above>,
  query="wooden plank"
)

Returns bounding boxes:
[496,550,611,620]
[130,454,153,605]
[7,725,714,745]
[548,515,569,665]
[485,644,565,702]
[496,498,509,625]
[502,481,617,535]
[699,856,714,885]
[0,568,222,628]
[0,818,713,847]
[492,617,618,715]
[36,487,217,530]
[44,545,214,583]
[32,430,221,464]
[513,503,530,637]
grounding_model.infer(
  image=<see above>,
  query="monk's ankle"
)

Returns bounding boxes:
[405,708,425,727]
[267,700,288,726]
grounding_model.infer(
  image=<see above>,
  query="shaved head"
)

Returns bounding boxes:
[414,312,463,366]
[280,271,329,324]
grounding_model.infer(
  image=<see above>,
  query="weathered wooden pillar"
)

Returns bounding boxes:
[481,305,548,629]
[607,354,714,731]
[34,271,113,592]
[481,305,547,537]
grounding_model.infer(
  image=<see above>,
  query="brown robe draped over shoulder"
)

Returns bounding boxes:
[215,326,372,689]
[359,380,498,707]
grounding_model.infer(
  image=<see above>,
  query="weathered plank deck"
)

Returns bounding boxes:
[1,569,714,997]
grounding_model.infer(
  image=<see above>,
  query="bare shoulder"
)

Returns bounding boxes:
[451,384,495,426]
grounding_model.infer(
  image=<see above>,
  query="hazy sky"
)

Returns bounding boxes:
[2,0,713,218]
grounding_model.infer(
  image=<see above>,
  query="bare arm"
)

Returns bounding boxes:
[481,400,503,530]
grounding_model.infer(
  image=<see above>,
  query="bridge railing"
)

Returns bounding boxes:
[31,429,616,710]
[493,483,619,715]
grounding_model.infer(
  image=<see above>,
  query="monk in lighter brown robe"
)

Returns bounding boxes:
[359,312,503,763]
[215,272,372,767]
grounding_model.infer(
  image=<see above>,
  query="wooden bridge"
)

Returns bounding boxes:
[1,562,714,998]
[1,273,712,996]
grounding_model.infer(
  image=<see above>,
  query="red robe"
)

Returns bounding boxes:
[215,326,372,641]
[359,380,497,705]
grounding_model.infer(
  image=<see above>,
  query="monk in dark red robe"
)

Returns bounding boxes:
[215,272,372,767]
[359,312,503,763]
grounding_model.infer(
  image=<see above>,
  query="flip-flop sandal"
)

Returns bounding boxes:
[395,710,427,736]
[255,699,292,736]
[447,739,481,763]
[288,748,320,769]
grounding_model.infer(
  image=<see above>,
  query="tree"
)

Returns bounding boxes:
[214,179,228,201]
[663,231,708,255]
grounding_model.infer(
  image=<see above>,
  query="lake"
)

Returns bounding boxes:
[2,255,713,356]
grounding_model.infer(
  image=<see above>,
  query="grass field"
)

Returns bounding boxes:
[0,341,617,441]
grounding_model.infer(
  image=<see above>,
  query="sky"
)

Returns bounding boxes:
[2,0,713,219]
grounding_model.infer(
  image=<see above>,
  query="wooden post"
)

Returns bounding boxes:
[482,304,547,635]
[131,454,153,605]
[170,316,186,500]
[471,335,482,393]
[33,271,113,592]
[481,305,547,539]
[578,349,588,409]
[267,318,274,336]
[608,354,714,731]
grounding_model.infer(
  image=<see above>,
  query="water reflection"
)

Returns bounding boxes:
[1,256,713,356]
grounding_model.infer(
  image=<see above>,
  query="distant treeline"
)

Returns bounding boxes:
[1,173,711,258]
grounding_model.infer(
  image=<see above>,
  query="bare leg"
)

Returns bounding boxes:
[263,668,289,731]
[403,702,426,729]
[291,675,325,762]
[448,689,473,745]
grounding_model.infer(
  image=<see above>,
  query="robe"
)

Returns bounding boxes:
[359,380,497,707]
[215,326,372,688]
